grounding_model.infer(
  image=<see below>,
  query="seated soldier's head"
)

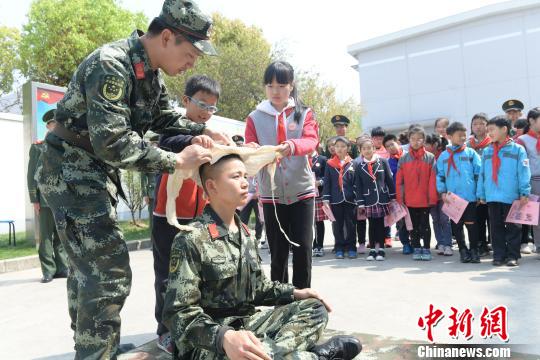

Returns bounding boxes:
[182,74,221,124]
[199,154,249,208]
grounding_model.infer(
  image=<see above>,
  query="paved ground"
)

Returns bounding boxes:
[2,224,540,359]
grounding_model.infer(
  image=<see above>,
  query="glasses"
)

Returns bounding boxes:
[187,96,218,113]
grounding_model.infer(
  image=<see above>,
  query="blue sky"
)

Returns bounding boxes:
[0,0,505,102]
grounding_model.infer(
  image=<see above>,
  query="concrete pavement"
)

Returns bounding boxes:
[1,224,540,359]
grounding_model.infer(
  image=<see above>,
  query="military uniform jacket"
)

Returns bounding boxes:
[44,30,205,199]
[27,142,48,207]
[162,206,295,357]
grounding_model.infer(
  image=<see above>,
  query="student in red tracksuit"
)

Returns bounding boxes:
[396,126,438,261]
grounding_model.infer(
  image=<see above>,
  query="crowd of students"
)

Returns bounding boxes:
[147,59,539,354]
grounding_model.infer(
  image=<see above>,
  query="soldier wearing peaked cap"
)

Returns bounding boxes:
[327,115,359,158]
[36,1,232,358]
[502,99,525,133]
[27,109,69,284]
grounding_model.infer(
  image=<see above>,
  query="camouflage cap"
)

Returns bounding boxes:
[158,0,217,56]
[42,109,56,123]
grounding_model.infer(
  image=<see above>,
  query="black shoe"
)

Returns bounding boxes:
[470,249,480,263]
[506,259,518,267]
[53,270,68,278]
[311,335,362,360]
[41,275,53,283]
[459,248,471,263]
[115,343,136,355]
[478,246,490,257]
[492,260,504,266]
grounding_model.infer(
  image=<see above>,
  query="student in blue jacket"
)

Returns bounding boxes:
[477,116,531,267]
[436,122,481,263]
[323,136,357,259]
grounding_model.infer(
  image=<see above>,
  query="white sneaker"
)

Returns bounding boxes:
[376,249,386,261]
[443,246,453,256]
[436,244,445,255]
[366,249,376,261]
[521,243,533,254]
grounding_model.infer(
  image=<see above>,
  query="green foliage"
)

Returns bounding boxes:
[18,0,147,86]
[0,26,21,95]
[297,71,362,144]
[164,13,272,121]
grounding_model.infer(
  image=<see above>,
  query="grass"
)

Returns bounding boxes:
[0,219,151,261]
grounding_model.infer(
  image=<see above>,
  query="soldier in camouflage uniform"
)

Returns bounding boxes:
[36,1,229,358]
[27,109,69,283]
[141,132,160,233]
[163,154,362,360]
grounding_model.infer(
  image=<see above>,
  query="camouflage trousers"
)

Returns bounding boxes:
[38,137,131,360]
[37,206,68,277]
[191,299,328,360]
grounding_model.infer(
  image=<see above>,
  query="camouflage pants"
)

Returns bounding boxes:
[37,206,68,277]
[192,299,328,360]
[38,137,131,360]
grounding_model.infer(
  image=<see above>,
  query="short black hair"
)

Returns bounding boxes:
[527,107,540,123]
[446,121,467,135]
[199,154,243,193]
[408,126,426,139]
[334,136,350,147]
[371,126,385,137]
[383,134,397,146]
[398,131,409,145]
[471,112,488,123]
[434,117,449,127]
[185,74,221,99]
[425,133,441,145]
[147,17,187,45]
[514,118,528,130]
[487,116,511,135]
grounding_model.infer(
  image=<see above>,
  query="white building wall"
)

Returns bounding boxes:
[351,4,540,133]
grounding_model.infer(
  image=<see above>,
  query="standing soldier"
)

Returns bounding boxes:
[36,0,229,358]
[326,115,359,158]
[27,109,69,283]
[141,132,159,233]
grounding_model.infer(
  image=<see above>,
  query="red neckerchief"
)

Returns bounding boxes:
[469,135,490,150]
[527,130,540,153]
[364,157,378,181]
[492,137,512,185]
[276,108,294,144]
[409,146,426,161]
[446,145,466,176]
[390,147,403,160]
[327,155,352,190]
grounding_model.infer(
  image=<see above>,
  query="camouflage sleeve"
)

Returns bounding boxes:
[149,78,206,136]
[84,57,177,173]
[253,252,295,306]
[162,232,227,354]
[27,144,40,203]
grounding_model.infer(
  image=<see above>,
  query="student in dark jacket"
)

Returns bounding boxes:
[355,138,396,261]
[323,136,357,259]
[311,146,328,256]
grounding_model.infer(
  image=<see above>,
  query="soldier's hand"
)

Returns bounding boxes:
[175,144,212,170]
[277,142,292,157]
[203,128,234,146]
[293,288,333,313]
[33,203,40,211]
[144,196,150,205]
[223,330,271,360]
[191,135,214,149]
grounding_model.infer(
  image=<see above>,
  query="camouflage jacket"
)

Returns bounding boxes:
[53,30,205,176]
[27,142,47,206]
[162,206,295,357]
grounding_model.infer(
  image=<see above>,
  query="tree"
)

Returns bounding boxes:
[297,71,362,144]
[0,26,22,112]
[164,13,272,121]
[18,0,147,86]
[122,170,144,226]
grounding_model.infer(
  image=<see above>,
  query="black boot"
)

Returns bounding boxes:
[459,248,471,263]
[311,335,362,360]
[470,248,480,263]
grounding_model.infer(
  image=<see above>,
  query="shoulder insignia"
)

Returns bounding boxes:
[134,62,145,80]
[208,223,220,240]
[101,75,125,102]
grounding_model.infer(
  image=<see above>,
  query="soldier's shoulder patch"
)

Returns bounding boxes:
[241,222,250,236]
[208,223,219,240]
[100,75,126,102]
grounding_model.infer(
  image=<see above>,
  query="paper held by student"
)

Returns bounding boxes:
[441,192,469,224]
[322,203,336,222]
[506,200,540,226]
[384,200,406,226]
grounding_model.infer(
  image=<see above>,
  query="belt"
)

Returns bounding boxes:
[51,122,94,154]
